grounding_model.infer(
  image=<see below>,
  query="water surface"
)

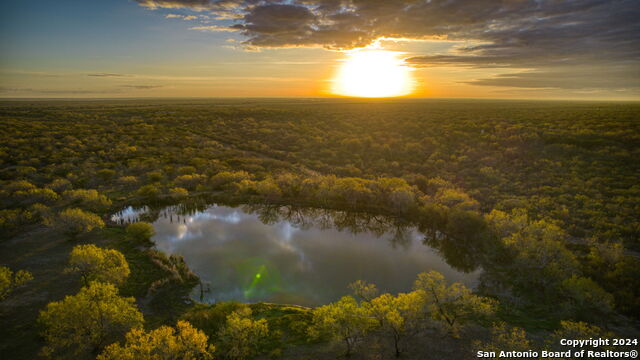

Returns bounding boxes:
[114,204,480,306]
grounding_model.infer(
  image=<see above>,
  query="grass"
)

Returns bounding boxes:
[107,226,200,328]
[180,301,315,358]
[250,303,314,345]
[0,226,87,358]
[106,227,165,298]
[0,223,201,358]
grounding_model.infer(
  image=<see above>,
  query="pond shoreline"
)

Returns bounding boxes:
[112,197,481,307]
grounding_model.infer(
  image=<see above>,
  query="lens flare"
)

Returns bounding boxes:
[243,264,267,299]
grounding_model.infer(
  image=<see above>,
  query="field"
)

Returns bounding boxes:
[1,99,639,359]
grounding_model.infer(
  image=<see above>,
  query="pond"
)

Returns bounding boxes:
[113,204,481,307]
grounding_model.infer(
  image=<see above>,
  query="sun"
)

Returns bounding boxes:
[331,49,414,98]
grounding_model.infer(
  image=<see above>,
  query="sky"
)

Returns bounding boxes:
[0,0,638,100]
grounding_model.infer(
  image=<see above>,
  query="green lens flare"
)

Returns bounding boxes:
[243,264,267,299]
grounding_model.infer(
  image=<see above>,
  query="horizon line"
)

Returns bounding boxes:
[1,96,638,103]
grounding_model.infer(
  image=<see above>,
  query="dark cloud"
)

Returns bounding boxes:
[465,67,640,90]
[135,0,640,91]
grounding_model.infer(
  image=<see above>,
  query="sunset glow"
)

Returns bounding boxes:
[331,50,415,98]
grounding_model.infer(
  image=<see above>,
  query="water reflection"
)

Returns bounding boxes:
[114,204,481,306]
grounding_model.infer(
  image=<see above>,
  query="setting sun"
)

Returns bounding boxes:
[331,50,415,98]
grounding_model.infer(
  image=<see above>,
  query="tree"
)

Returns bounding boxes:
[125,222,155,243]
[545,321,614,353]
[364,291,423,357]
[46,178,72,192]
[39,282,144,359]
[584,241,640,316]
[117,176,138,188]
[97,169,116,181]
[209,171,250,190]
[50,208,105,239]
[217,307,268,360]
[174,174,206,190]
[146,171,164,182]
[170,187,189,198]
[136,184,160,198]
[254,178,283,201]
[0,266,33,300]
[501,216,580,295]
[560,276,614,321]
[20,188,60,205]
[473,322,531,359]
[7,181,59,205]
[434,187,479,211]
[485,209,528,239]
[66,244,130,286]
[62,189,112,210]
[445,208,488,243]
[414,271,496,337]
[349,280,379,302]
[308,296,373,356]
[97,320,215,360]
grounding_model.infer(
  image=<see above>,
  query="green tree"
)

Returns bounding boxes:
[174,174,206,190]
[50,208,105,239]
[96,169,116,181]
[560,275,614,321]
[254,178,283,201]
[136,184,160,198]
[217,307,268,360]
[365,291,423,357]
[22,188,60,205]
[485,209,528,239]
[414,271,496,337]
[117,176,138,188]
[0,266,33,300]
[501,216,580,294]
[97,320,215,360]
[39,282,144,359]
[46,178,72,192]
[545,321,614,353]
[434,187,479,211]
[125,222,155,243]
[308,296,373,356]
[584,241,640,316]
[349,280,379,302]
[473,322,531,359]
[146,171,163,182]
[66,244,130,286]
[169,187,189,198]
[445,208,488,243]
[209,171,250,190]
[62,189,112,210]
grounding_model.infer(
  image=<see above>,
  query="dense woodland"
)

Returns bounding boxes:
[0,99,639,359]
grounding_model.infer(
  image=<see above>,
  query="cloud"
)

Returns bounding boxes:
[464,67,640,90]
[190,25,237,32]
[87,73,129,77]
[135,0,640,91]
[136,0,219,11]
[166,13,199,20]
[0,70,62,78]
[121,85,165,89]
[0,87,123,95]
